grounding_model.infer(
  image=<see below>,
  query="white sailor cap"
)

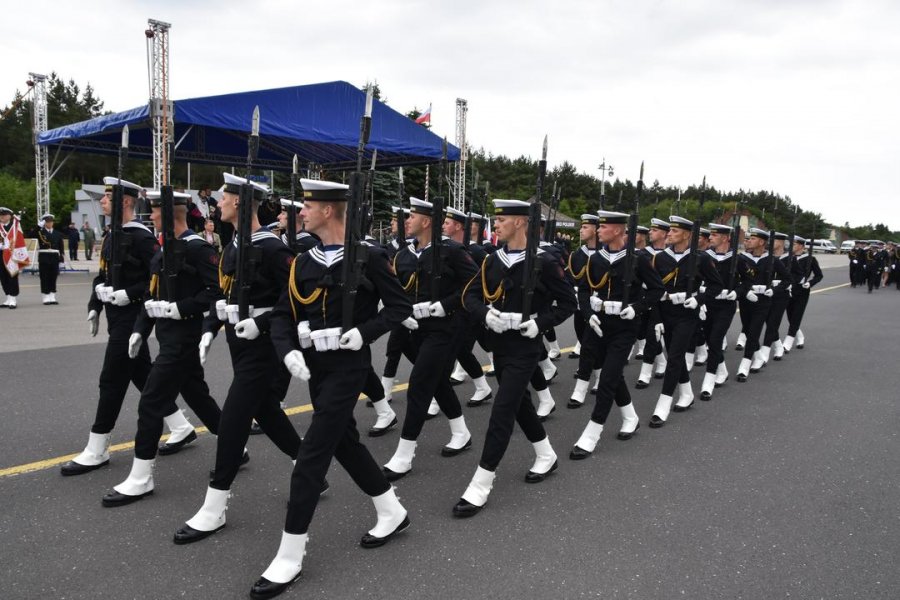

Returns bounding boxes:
[650,217,670,231]
[748,227,770,239]
[222,173,270,200]
[793,236,808,244]
[103,176,142,197]
[299,178,349,201]
[0,207,13,216]
[668,215,694,230]
[389,206,411,215]
[636,225,650,234]
[699,227,711,238]
[773,232,789,241]
[492,199,529,216]
[280,198,304,209]
[597,210,628,225]
[445,206,468,223]
[469,212,485,222]
[708,223,733,234]
[409,197,433,216]
[146,190,192,207]
[581,213,600,225]
[40,213,55,222]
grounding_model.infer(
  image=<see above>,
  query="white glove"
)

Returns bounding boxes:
[235,318,260,340]
[852,259,858,264]
[164,302,183,320]
[127,333,142,359]
[654,322,664,342]
[109,289,131,306]
[297,321,312,349]
[746,291,759,303]
[726,290,737,301]
[518,319,539,338]
[215,299,228,321]
[283,350,311,381]
[802,282,811,289]
[428,302,447,318]
[339,328,364,351]
[763,288,774,297]
[87,310,99,337]
[699,305,707,321]
[619,305,636,320]
[199,332,214,365]
[589,295,603,313]
[683,296,699,310]
[485,308,505,334]
[588,314,603,338]
[670,292,687,305]
[95,284,113,303]
[699,285,707,295]
[401,316,419,330]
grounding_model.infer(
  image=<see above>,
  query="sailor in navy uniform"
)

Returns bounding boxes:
[566,214,602,408]
[252,178,413,599]
[630,224,651,359]
[62,178,196,476]
[101,190,224,507]
[649,216,724,427]
[383,206,413,261]
[698,223,740,400]
[688,227,713,369]
[783,236,823,352]
[443,206,494,406]
[759,233,794,363]
[278,198,320,254]
[734,228,791,382]
[453,199,576,518]
[36,213,64,304]
[570,211,664,458]
[635,218,671,388]
[381,198,479,480]
[173,174,304,544]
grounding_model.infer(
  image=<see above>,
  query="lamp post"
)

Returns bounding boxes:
[598,158,614,210]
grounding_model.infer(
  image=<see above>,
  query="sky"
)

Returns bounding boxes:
[3,0,898,229]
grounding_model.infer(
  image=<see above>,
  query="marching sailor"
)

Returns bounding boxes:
[698,223,739,400]
[453,199,575,518]
[566,214,603,408]
[635,218,670,388]
[253,178,412,599]
[783,236,823,352]
[761,233,794,362]
[35,213,64,305]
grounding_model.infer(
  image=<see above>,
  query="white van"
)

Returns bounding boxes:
[812,240,837,254]
[840,240,855,254]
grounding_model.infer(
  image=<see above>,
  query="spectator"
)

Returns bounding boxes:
[82,222,96,260]
[201,218,221,253]
[66,223,80,261]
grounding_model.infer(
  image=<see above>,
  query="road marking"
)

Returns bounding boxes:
[810,283,850,294]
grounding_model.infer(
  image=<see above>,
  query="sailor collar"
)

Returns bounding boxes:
[599,247,627,264]
[495,246,544,268]
[741,251,769,264]
[664,246,691,262]
[705,248,733,262]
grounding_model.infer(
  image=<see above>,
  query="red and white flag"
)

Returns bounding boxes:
[415,104,432,125]
[3,216,31,276]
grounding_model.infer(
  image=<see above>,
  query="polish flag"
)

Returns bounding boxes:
[2,216,30,276]
[415,104,432,125]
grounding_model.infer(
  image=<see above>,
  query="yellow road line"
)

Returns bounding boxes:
[810,283,850,294]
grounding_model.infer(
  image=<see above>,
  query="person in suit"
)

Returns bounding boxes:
[201,219,222,252]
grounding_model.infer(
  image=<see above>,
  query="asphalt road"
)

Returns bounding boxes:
[1,257,896,600]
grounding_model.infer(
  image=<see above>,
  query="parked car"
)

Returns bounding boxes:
[812,240,838,254]
[840,240,855,254]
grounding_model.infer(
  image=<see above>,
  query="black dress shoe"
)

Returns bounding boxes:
[635,380,650,389]
[382,467,410,482]
[648,415,666,428]
[700,390,712,401]
[545,370,558,382]
[359,515,410,548]
[101,489,153,507]
[568,352,580,359]
[424,411,439,421]
[209,449,250,480]
[249,421,264,435]
[173,522,225,545]
[485,369,495,378]
[538,406,556,421]
[566,398,584,409]
[736,373,748,382]
[653,372,665,379]
[366,398,393,407]
[569,445,591,460]
[617,423,640,440]
[796,343,804,349]
[467,392,492,407]
[735,344,745,351]
[158,430,197,456]
[60,459,109,476]
[249,572,302,600]
[368,417,397,437]
[749,366,761,374]
[453,498,483,518]
[635,352,644,360]
[773,355,782,361]
[449,377,465,386]
[441,438,472,457]
[524,460,558,483]
[695,360,706,367]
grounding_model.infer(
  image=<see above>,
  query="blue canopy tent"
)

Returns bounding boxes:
[38,81,458,171]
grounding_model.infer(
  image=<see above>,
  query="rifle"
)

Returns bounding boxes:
[521,136,548,321]
[286,154,300,254]
[110,125,129,290]
[544,181,559,243]
[622,165,642,308]
[477,181,489,245]
[430,138,448,302]
[341,87,374,333]
[462,169,478,247]
[683,220,701,297]
[363,149,377,236]
[785,205,798,272]
[765,229,777,288]
[804,218,817,282]
[396,167,406,243]
[635,161,645,214]
[728,200,741,290]
[230,106,262,321]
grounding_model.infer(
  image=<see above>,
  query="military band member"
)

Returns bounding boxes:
[453,199,576,518]
[734,228,791,382]
[101,190,224,507]
[35,213,65,305]
[253,178,412,599]
[173,175,304,544]
[783,236,823,352]
[570,211,664,458]
[62,178,196,476]
[0,207,28,308]
[699,223,739,400]
[636,218,671,388]
[382,198,479,480]
[649,216,723,427]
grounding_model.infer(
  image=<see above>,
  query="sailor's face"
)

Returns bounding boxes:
[150,207,161,230]
[598,223,623,244]
[649,227,666,245]
[710,231,728,250]
[494,215,523,244]
[406,212,429,237]
[101,192,112,216]
[0,214,10,225]
[277,210,288,229]
[666,227,688,246]
[442,217,460,238]
[220,192,239,224]
[300,201,326,233]
[580,224,597,243]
